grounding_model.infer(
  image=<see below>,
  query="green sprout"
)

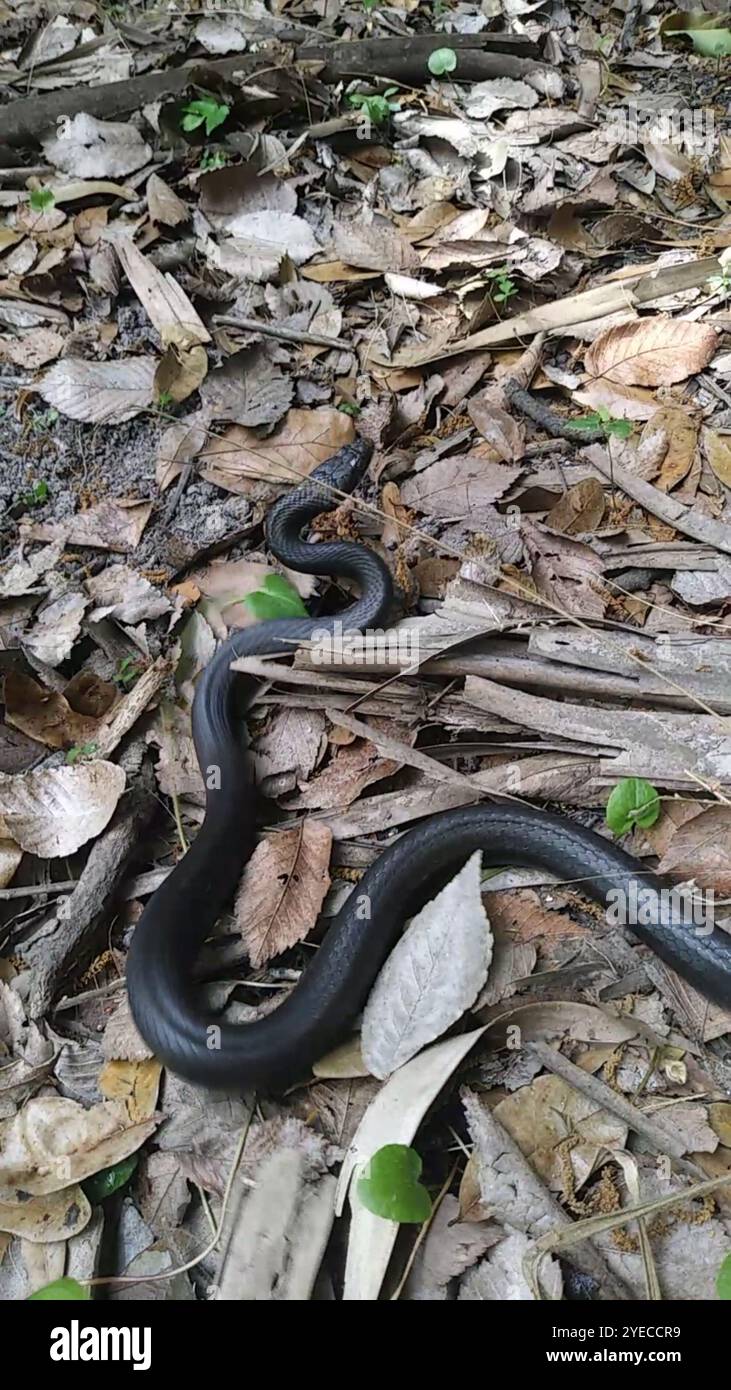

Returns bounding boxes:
[565,405,633,440]
[65,741,99,765]
[181,95,230,138]
[606,778,661,836]
[115,656,144,690]
[199,148,229,172]
[427,47,457,76]
[29,187,55,213]
[20,479,49,507]
[347,88,400,125]
[484,265,519,306]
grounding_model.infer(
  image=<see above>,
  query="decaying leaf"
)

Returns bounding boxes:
[234,821,332,968]
[584,316,717,387]
[0,761,125,857]
[658,807,731,894]
[199,407,354,487]
[42,113,152,178]
[401,455,522,521]
[0,1095,157,1198]
[36,356,157,423]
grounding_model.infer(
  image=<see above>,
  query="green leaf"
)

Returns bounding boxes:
[670,25,731,56]
[181,97,230,137]
[606,777,661,836]
[29,187,55,213]
[29,1277,90,1301]
[83,1154,138,1204]
[427,46,458,76]
[605,418,633,439]
[717,1253,731,1299]
[565,413,602,431]
[357,1144,432,1223]
[244,573,309,621]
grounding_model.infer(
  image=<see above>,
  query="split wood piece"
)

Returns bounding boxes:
[461,1087,632,1300]
[215,1149,336,1302]
[584,443,731,560]
[530,628,731,715]
[28,777,157,1019]
[383,256,723,364]
[0,34,541,148]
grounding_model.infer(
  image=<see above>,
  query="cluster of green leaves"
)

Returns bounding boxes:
[29,187,55,214]
[606,777,661,836]
[199,148,229,172]
[483,264,519,306]
[19,479,49,508]
[115,656,144,689]
[718,1252,731,1298]
[244,574,308,622]
[65,741,99,765]
[566,404,632,440]
[181,95,230,138]
[347,88,400,125]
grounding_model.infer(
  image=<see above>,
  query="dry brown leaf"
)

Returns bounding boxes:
[546,478,605,534]
[584,316,717,387]
[4,672,105,751]
[98,1057,162,1122]
[154,343,208,404]
[703,427,731,487]
[0,760,125,857]
[640,407,698,491]
[285,737,401,812]
[658,806,731,894]
[36,356,157,423]
[0,1095,157,1198]
[24,498,154,551]
[0,327,65,369]
[401,454,522,521]
[116,238,210,351]
[332,216,419,274]
[467,398,525,462]
[199,407,355,487]
[234,821,332,968]
[146,172,188,227]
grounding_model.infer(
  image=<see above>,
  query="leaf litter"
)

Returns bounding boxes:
[1,0,731,1307]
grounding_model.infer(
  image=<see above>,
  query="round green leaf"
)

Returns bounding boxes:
[357,1143,432,1224]
[244,574,308,621]
[29,1277,90,1301]
[427,47,458,76]
[606,777,660,836]
[83,1153,138,1204]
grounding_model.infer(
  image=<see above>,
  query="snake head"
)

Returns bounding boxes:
[309,438,373,496]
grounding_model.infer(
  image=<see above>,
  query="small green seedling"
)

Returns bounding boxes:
[28,408,59,435]
[707,269,731,298]
[244,574,308,622]
[347,88,400,125]
[200,148,229,172]
[156,390,174,410]
[357,1144,432,1224]
[65,741,99,765]
[565,404,632,440]
[718,1253,731,1299]
[83,1154,138,1204]
[181,95,230,138]
[20,479,49,507]
[606,777,660,836]
[115,656,144,690]
[427,46,458,76]
[29,187,55,213]
[483,265,519,306]
[337,401,361,417]
[28,1277,89,1301]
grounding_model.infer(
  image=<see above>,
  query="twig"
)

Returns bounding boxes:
[213,313,353,353]
[0,879,76,900]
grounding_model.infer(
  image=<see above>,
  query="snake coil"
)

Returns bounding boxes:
[127,439,731,1091]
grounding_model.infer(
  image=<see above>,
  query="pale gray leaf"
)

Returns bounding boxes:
[361,852,492,1079]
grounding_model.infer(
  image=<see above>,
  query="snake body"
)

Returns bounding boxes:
[127,439,731,1090]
